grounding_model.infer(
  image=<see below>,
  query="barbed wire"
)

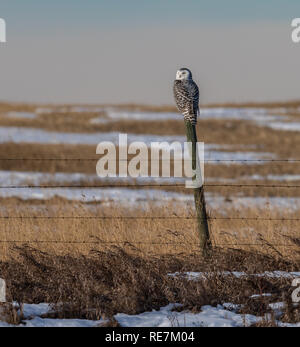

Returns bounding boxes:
[0,158,299,251]
[0,158,300,163]
[0,216,299,221]
[0,183,300,188]
[0,240,296,247]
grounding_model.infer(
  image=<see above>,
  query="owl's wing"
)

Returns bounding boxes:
[188,81,199,117]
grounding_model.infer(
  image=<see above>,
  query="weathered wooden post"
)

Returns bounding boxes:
[184,120,211,255]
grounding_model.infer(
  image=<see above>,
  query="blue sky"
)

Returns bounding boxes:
[0,1,300,104]
[2,0,300,33]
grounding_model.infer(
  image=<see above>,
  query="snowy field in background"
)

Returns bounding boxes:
[3,112,37,120]
[4,106,300,132]
[0,126,276,165]
[88,107,300,132]
[1,185,300,213]
[90,107,283,124]
[2,170,300,187]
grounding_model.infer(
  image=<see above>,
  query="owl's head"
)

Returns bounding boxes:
[175,68,192,81]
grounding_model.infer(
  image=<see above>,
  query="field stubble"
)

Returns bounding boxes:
[0,200,298,262]
[0,102,299,326]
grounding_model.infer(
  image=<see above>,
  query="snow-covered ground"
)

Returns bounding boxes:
[0,186,193,203]
[1,300,299,327]
[169,271,300,281]
[115,302,300,327]
[0,170,299,210]
[213,174,300,183]
[0,302,104,327]
[1,170,300,212]
[4,106,300,133]
[267,122,300,132]
[7,106,299,132]
[0,184,300,212]
[35,106,105,114]
[208,196,300,212]
[0,126,276,166]
[87,107,300,133]
[0,126,187,146]
[3,112,37,120]
[1,270,299,327]
[2,170,300,187]
[115,303,260,327]
[0,171,98,186]
[90,110,182,123]
[90,107,284,125]
[91,107,300,132]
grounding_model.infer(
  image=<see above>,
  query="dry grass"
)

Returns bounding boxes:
[0,102,299,326]
[0,143,97,174]
[200,119,300,159]
[0,245,298,324]
[0,199,298,262]
[0,102,36,114]
[4,100,300,112]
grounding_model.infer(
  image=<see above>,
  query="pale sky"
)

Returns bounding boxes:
[0,1,300,105]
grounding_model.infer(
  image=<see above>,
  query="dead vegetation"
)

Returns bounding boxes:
[0,200,298,262]
[0,101,299,326]
[0,246,298,325]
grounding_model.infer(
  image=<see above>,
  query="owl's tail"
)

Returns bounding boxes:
[183,111,197,125]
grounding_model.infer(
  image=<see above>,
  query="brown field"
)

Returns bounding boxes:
[2,245,299,325]
[0,102,299,254]
[0,141,300,199]
[2,99,300,113]
[0,102,299,326]
[0,200,298,262]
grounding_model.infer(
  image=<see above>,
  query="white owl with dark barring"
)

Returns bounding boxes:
[173,68,199,125]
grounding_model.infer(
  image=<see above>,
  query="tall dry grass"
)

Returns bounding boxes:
[0,199,298,262]
[0,244,299,325]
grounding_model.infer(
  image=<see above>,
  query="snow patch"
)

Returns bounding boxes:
[24,317,103,327]
[115,303,260,327]
[4,112,36,120]
[169,271,300,281]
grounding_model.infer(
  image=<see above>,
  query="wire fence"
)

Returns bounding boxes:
[0,240,297,248]
[0,157,299,250]
[1,158,300,162]
[1,184,300,188]
[0,216,299,221]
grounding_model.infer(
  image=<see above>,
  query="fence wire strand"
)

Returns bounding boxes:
[0,184,300,188]
[0,156,299,250]
[0,216,299,221]
[0,240,296,247]
[0,158,300,162]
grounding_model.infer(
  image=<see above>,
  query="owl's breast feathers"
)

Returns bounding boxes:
[173,80,199,124]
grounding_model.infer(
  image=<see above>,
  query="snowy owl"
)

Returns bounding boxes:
[173,68,199,125]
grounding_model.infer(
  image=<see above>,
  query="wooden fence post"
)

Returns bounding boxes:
[184,120,211,255]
